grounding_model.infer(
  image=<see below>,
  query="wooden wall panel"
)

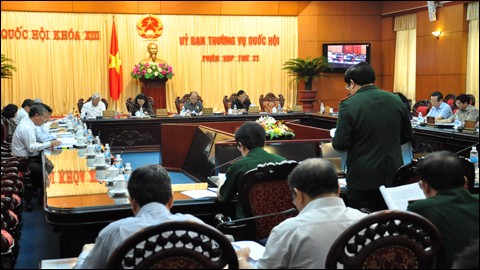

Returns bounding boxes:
[278,1,299,16]
[316,1,381,15]
[298,15,318,42]
[220,1,278,16]
[382,1,425,15]
[160,1,221,15]
[138,1,161,14]
[317,15,381,42]
[2,1,73,12]
[380,40,395,76]
[73,1,138,14]
[417,32,466,75]
[416,75,466,100]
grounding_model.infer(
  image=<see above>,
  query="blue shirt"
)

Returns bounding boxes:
[426,101,452,119]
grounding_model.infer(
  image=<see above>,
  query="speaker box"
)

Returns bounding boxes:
[427,1,437,22]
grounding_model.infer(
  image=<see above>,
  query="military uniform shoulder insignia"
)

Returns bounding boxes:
[340,94,353,103]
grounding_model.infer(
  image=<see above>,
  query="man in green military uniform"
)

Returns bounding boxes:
[407,151,479,268]
[333,62,412,211]
[217,121,286,218]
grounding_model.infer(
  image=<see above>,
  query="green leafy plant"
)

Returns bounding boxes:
[1,54,16,79]
[282,57,331,90]
[256,116,295,140]
[131,62,174,80]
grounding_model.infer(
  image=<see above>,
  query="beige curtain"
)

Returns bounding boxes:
[466,2,479,109]
[393,14,416,104]
[1,12,298,115]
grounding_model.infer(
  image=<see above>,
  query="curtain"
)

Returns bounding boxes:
[1,12,298,115]
[466,2,479,109]
[393,14,416,104]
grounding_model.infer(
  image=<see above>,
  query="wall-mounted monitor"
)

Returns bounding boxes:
[322,43,371,72]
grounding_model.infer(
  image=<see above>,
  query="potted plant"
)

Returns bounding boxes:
[1,54,16,79]
[283,56,331,111]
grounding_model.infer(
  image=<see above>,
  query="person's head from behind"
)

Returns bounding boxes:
[91,93,101,106]
[189,91,199,104]
[455,94,470,110]
[21,99,35,112]
[417,151,465,197]
[28,104,48,126]
[234,121,266,154]
[127,165,173,213]
[344,62,376,95]
[430,91,443,109]
[2,104,18,119]
[134,93,148,107]
[237,90,248,103]
[288,158,339,211]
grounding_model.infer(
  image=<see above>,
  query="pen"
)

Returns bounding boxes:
[53,146,75,150]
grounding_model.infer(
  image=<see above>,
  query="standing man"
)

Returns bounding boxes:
[80,92,106,119]
[333,62,412,211]
[426,91,453,120]
[231,90,251,113]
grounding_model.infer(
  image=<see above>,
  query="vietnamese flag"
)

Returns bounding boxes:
[108,19,123,101]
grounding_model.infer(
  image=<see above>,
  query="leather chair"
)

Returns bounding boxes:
[106,221,238,269]
[412,100,431,117]
[223,93,250,113]
[444,93,456,108]
[125,97,134,113]
[217,161,298,242]
[174,93,203,113]
[325,210,446,269]
[77,97,109,113]
[466,94,476,106]
[259,93,285,113]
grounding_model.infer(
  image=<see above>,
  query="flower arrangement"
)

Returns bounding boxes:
[130,62,174,80]
[256,116,295,140]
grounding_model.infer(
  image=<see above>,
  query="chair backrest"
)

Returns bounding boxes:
[444,93,456,107]
[106,221,238,269]
[392,160,421,187]
[412,100,431,117]
[125,97,134,113]
[175,93,204,113]
[127,96,155,113]
[147,96,155,111]
[1,116,7,142]
[466,94,476,106]
[239,160,298,241]
[78,97,109,113]
[223,93,238,113]
[259,93,285,113]
[325,210,446,269]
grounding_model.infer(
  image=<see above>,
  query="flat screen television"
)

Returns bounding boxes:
[322,43,371,72]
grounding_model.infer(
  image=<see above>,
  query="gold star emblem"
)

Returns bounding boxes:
[109,52,122,73]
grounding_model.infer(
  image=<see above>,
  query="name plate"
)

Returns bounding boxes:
[325,106,331,115]
[292,105,303,112]
[156,109,168,116]
[249,106,260,113]
[464,120,476,131]
[203,107,213,115]
[426,116,435,125]
[102,110,115,118]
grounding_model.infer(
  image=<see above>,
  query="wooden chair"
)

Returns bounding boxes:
[325,210,446,269]
[174,93,203,113]
[223,93,238,113]
[444,93,456,108]
[217,161,298,242]
[77,97,109,113]
[392,160,421,187]
[106,221,238,269]
[259,93,285,113]
[466,94,476,106]
[412,100,431,117]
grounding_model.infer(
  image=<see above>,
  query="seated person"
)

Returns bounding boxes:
[236,158,368,269]
[217,121,286,218]
[35,103,57,143]
[183,91,203,114]
[231,90,251,113]
[129,93,154,116]
[426,91,453,120]
[394,92,413,120]
[1,104,19,142]
[407,151,479,268]
[80,92,106,119]
[437,94,479,123]
[74,165,206,269]
[15,98,35,122]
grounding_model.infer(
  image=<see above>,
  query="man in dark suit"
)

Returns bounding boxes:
[333,62,412,211]
[231,90,251,113]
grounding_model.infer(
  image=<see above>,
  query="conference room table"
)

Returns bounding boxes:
[43,148,234,258]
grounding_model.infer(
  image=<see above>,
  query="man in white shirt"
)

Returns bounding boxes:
[80,92,106,118]
[426,91,453,120]
[74,165,206,269]
[15,98,35,122]
[12,104,61,210]
[35,103,57,143]
[236,158,368,269]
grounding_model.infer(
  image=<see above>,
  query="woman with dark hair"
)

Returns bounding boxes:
[130,93,154,116]
[2,104,19,142]
[394,92,413,120]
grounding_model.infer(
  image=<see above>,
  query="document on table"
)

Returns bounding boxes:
[57,137,77,146]
[232,240,266,264]
[181,189,218,199]
[379,182,426,211]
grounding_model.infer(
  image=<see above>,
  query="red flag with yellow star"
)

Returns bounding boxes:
[109,19,122,101]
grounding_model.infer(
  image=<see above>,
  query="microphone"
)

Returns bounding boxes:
[208,155,243,177]
[215,208,297,229]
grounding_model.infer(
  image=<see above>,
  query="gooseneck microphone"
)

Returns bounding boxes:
[215,208,297,229]
[208,155,243,176]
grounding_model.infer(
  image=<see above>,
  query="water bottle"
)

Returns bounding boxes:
[453,115,461,130]
[320,103,325,114]
[181,106,186,116]
[272,105,277,114]
[277,103,282,113]
[139,107,144,117]
[233,104,238,114]
[87,129,93,145]
[104,143,111,165]
[418,112,424,124]
[124,163,132,181]
[470,146,478,171]
[115,154,123,169]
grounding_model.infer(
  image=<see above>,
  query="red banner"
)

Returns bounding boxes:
[108,20,122,101]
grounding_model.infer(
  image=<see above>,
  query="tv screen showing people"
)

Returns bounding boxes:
[323,43,370,71]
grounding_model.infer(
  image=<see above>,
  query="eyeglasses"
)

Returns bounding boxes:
[345,84,350,90]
